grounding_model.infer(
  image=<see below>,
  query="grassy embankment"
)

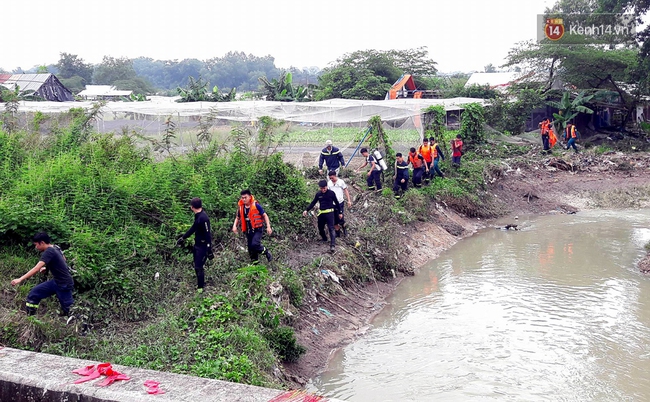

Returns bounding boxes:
[0,108,527,387]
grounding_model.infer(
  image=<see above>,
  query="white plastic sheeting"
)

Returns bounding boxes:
[14,96,486,129]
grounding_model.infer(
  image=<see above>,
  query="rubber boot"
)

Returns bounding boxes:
[26,306,37,316]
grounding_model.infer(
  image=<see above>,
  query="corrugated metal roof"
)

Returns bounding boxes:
[0,74,12,84]
[1,73,53,92]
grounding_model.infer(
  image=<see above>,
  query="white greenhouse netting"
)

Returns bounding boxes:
[15,96,485,132]
[12,96,487,168]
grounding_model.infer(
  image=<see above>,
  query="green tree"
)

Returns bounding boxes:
[56,53,93,83]
[92,56,137,85]
[504,37,639,123]
[314,48,437,100]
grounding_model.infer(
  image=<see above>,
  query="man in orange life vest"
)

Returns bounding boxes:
[232,190,273,264]
[539,118,551,152]
[429,136,445,179]
[408,147,425,188]
[565,123,579,153]
[417,138,433,183]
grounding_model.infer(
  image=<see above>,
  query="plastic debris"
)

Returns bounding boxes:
[97,373,131,387]
[318,307,333,317]
[320,269,340,284]
[72,363,130,387]
[72,365,96,376]
[144,380,166,394]
[73,368,101,384]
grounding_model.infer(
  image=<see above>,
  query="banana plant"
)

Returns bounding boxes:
[210,85,236,102]
[176,76,209,102]
[258,72,295,101]
[547,91,594,132]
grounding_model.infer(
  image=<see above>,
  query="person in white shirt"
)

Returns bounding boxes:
[327,170,352,237]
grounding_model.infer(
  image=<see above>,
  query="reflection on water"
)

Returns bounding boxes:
[308,210,650,401]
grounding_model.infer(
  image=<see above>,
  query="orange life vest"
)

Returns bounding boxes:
[238,196,264,232]
[566,125,577,139]
[549,129,557,148]
[409,152,423,169]
[418,144,432,162]
[540,120,550,136]
[432,143,439,159]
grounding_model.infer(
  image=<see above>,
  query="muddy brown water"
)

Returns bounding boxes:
[308,210,650,401]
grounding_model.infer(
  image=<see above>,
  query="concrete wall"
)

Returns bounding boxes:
[0,347,342,402]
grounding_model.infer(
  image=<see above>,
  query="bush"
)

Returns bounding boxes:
[264,326,306,363]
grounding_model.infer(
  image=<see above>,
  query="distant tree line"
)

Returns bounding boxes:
[3,48,444,101]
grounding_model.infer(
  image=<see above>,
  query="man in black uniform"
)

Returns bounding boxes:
[393,152,410,199]
[318,140,345,175]
[177,197,213,291]
[11,232,74,321]
[303,180,343,253]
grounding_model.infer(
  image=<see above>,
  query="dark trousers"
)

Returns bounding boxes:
[318,212,337,246]
[452,156,462,166]
[423,160,433,181]
[393,178,408,197]
[432,157,444,178]
[542,135,550,150]
[334,202,346,225]
[367,170,382,190]
[27,280,73,315]
[566,138,578,152]
[193,244,208,289]
[412,167,424,187]
[246,229,266,263]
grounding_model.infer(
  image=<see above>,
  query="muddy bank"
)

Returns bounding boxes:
[283,151,650,386]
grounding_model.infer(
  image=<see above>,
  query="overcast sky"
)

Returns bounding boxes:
[3,0,553,73]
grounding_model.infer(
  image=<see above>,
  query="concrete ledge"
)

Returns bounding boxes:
[0,347,342,402]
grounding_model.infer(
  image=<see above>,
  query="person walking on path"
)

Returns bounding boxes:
[393,153,409,199]
[356,147,382,191]
[11,232,74,322]
[327,170,352,237]
[539,118,551,152]
[303,180,343,253]
[318,140,345,175]
[430,137,446,179]
[408,147,425,188]
[177,197,213,291]
[417,138,434,184]
[565,123,579,153]
[232,190,273,265]
[451,134,464,167]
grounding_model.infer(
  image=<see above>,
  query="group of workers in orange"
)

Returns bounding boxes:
[306,135,465,249]
[539,118,580,153]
